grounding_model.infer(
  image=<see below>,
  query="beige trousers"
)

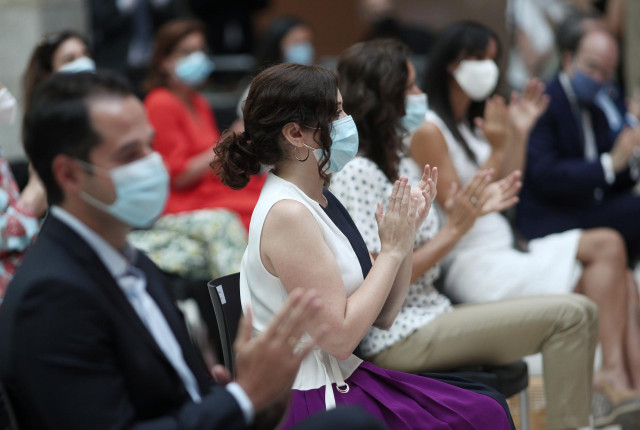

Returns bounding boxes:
[371,294,599,429]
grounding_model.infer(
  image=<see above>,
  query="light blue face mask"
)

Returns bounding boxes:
[78,152,169,228]
[304,115,359,173]
[401,93,428,133]
[175,51,215,87]
[284,42,314,65]
[58,56,96,74]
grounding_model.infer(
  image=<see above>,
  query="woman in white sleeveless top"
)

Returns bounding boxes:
[410,21,640,422]
[213,63,512,429]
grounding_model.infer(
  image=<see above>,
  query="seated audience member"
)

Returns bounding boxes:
[23,30,95,110]
[0,84,45,301]
[332,38,599,430]
[88,0,177,95]
[0,71,388,430]
[230,16,315,132]
[517,27,640,260]
[410,21,640,427]
[213,62,514,430]
[129,20,263,281]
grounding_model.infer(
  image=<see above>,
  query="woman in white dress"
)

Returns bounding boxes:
[410,21,640,417]
[332,38,601,430]
[212,62,512,429]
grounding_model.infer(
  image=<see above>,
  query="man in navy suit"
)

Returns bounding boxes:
[0,72,386,430]
[517,29,640,259]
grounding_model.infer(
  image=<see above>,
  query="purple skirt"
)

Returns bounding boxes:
[281,361,511,430]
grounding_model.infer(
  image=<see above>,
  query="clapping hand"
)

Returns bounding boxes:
[508,78,550,139]
[475,95,511,151]
[479,170,522,215]
[443,170,493,236]
[376,177,420,258]
[411,164,437,229]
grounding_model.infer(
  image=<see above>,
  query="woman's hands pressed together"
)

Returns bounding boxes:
[376,177,421,259]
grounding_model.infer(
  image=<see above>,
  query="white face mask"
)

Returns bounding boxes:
[453,59,499,101]
[0,87,17,125]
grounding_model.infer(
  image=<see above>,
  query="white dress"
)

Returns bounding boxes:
[425,110,583,303]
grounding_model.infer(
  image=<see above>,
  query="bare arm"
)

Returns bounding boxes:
[172,150,215,190]
[261,179,417,360]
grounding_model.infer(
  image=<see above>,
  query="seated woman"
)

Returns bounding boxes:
[411,21,640,426]
[212,62,512,430]
[332,38,599,430]
[23,30,95,109]
[129,20,265,281]
[0,84,45,301]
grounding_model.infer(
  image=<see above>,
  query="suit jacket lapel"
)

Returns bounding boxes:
[137,256,211,389]
[41,216,178,372]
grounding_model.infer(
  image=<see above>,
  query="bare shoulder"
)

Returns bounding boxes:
[262,199,322,244]
[412,121,447,147]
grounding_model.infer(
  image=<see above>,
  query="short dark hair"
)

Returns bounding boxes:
[337,39,410,182]
[23,71,134,205]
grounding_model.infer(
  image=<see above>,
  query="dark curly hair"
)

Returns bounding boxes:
[212,63,338,189]
[337,39,410,182]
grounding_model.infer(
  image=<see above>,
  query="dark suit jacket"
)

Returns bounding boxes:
[0,215,246,430]
[516,76,636,239]
[89,0,177,75]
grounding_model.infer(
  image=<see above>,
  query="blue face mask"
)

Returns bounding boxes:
[305,115,359,173]
[175,51,215,87]
[78,152,169,228]
[571,70,605,105]
[284,42,314,65]
[58,56,96,74]
[401,93,428,133]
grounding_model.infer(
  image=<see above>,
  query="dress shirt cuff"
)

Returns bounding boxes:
[226,382,254,425]
[600,153,616,184]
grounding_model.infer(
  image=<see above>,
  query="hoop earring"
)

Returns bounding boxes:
[295,147,310,162]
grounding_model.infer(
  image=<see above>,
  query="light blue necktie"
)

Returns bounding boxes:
[120,266,202,402]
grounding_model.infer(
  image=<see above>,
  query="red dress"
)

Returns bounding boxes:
[144,88,265,230]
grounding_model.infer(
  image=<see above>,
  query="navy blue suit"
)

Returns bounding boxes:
[516,76,640,258]
[0,216,387,430]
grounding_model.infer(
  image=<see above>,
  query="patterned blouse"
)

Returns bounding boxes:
[330,156,453,357]
[0,152,40,300]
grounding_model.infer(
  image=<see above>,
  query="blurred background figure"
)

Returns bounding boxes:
[188,0,269,55]
[230,15,315,132]
[129,19,260,282]
[23,30,94,111]
[359,0,434,55]
[87,0,177,95]
[0,83,46,303]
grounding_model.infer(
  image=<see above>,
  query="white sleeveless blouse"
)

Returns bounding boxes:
[240,173,362,408]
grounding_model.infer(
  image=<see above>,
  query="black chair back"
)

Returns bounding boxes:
[207,272,242,378]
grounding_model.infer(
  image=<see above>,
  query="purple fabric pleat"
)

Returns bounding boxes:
[281,361,511,430]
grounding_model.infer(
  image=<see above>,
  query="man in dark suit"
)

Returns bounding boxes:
[517,28,640,259]
[0,72,386,430]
